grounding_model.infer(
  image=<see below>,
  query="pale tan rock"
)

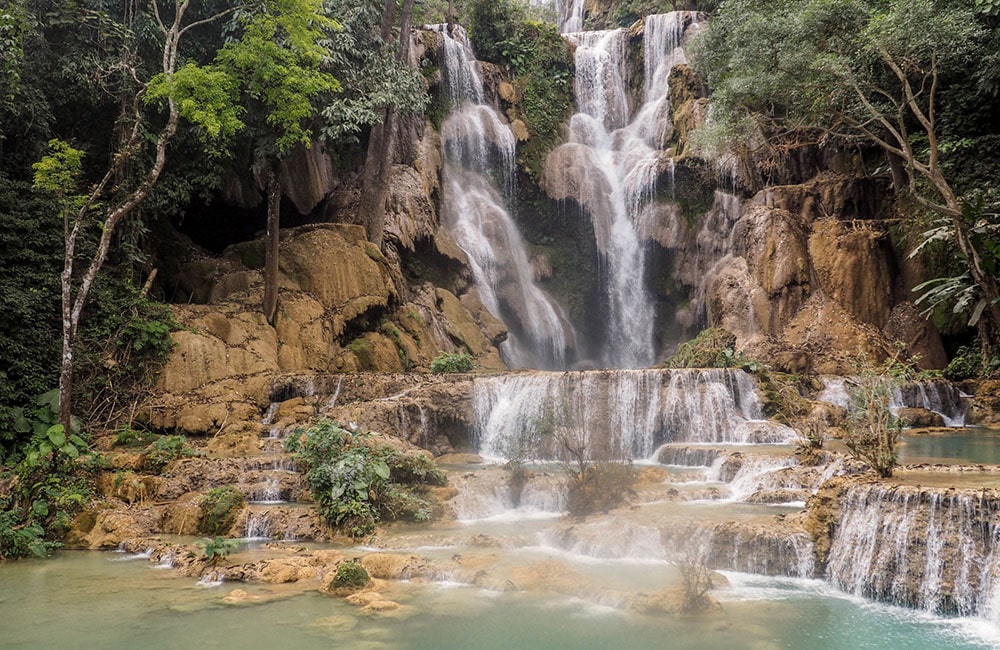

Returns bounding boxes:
[435,288,493,356]
[510,119,529,141]
[361,554,431,580]
[280,224,395,319]
[809,219,892,328]
[498,81,517,103]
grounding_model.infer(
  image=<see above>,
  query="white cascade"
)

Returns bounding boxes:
[818,376,968,427]
[472,368,796,461]
[551,13,698,367]
[827,484,1000,617]
[892,380,969,427]
[434,24,575,369]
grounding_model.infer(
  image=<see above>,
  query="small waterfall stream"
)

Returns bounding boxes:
[472,368,796,461]
[434,25,574,369]
[818,376,969,427]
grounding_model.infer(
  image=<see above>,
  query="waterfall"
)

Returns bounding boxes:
[819,376,968,427]
[556,0,587,32]
[434,25,575,369]
[542,518,815,578]
[892,380,969,427]
[827,484,1000,617]
[472,368,796,461]
[549,13,698,367]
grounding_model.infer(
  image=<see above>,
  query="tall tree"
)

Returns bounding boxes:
[215,0,339,325]
[357,0,417,248]
[32,0,242,437]
[693,0,1000,351]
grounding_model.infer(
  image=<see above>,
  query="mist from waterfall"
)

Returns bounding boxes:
[433,25,575,369]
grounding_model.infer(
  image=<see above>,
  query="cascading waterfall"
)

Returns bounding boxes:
[892,380,969,427]
[551,13,698,367]
[434,25,575,369]
[827,484,1000,618]
[818,376,969,427]
[472,368,796,461]
[556,0,587,32]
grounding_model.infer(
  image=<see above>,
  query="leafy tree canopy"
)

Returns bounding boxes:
[692,0,1000,351]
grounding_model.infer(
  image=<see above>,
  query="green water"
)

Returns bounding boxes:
[0,551,997,650]
[899,428,1000,465]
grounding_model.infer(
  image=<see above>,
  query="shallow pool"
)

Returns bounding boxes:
[1,550,997,650]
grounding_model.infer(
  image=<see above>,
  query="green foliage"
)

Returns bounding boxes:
[74,280,178,429]
[469,0,527,65]
[199,486,245,536]
[144,435,196,473]
[430,352,474,373]
[286,418,445,537]
[0,2,28,108]
[216,0,341,157]
[31,139,84,198]
[332,560,370,588]
[198,536,238,568]
[319,0,428,145]
[0,178,62,455]
[944,345,999,380]
[977,0,1000,16]
[0,390,92,559]
[146,63,244,151]
[911,198,1000,329]
[468,1,574,178]
[841,354,912,478]
[664,328,737,368]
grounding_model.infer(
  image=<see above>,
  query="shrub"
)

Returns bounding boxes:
[0,390,93,559]
[430,352,474,373]
[198,536,238,569]
[332,560,370,589]
[144,435,196,473]
[841,355,911,478]
[113,424,157,448]
[665,328,737,368]
[944,345,986,380]
[286,419,447,537]
[199,486,245,536]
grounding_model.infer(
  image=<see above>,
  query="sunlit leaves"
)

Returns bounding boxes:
[146,63,245,149]
[31,139,84,195]
[217,0,340,155]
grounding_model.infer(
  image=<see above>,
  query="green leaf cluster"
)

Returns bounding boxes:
[286,418,445,537]
[217,0,340,157]
[430,351,474,373]
[198,486,245,536]
[1,391,93,559]
[331,559,370,588]
[143,434,196,474]
[198,535,238,568]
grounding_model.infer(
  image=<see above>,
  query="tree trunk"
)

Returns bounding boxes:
[263,167,281,326]
[59,228,75,432]
[448,0,454,34]
[54,0,229,434]
[359,0,416,248]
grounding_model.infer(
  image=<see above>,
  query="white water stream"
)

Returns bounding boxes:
[434,25,574,369]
